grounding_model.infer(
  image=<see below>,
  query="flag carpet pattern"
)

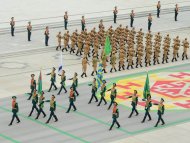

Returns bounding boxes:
[1,64,190,143]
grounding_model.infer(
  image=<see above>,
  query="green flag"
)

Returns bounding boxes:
[38,71,42,96]
[143,73,150,99]
[104,36,111,56]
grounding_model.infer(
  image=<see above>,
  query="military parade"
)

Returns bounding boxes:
[1,1,190,142]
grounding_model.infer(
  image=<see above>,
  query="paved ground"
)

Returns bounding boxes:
[0,63,190,143]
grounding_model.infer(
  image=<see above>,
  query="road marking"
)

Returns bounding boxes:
[0,134,20,143]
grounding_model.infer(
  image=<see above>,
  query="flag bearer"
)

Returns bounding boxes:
[141,94,152,123]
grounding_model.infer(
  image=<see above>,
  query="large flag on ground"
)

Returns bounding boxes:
[96,62,104,89]
[58,52,63,74]
[38,71,42,96]
[143,73,150,100]
[104,36,111,56]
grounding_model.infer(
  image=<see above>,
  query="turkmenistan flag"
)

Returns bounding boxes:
[143,73,150,100]
[38,71,42,96]
[104,36,111,56]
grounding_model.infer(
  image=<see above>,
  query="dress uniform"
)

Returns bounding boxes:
[62,31,70,52]
[46,95,58,124]
[148,14,152,31]
[66,87,77,113]
[57,70,67,95]
[9,96,20,126]
[81,16,85,31]
[109,102,120,130]
[141,95,152,123]
[44,26,49,46]
[182,38,189,60]
[91,55,99,76]
[107,83,117,110]
[56,31,62,50]
[97,80,107,106]
[128,90,139,118]
[154,98,165,127]
[113,6,118,23]
[69,72,79,96]
[81,57,89,78]
[76,34,83,56]
[157,1,161,18]
[47,67,58,92]
[64,11,68,30]
[27,21,32,41]
[10,17,15,36]
[110,52,117,72]
[28,74,36,100]
[175,4,179,21]
[35,91,46,119]
[28,89,39,117]
[88,78,98,104]
[130,10,135,27]
[101,53,107,73]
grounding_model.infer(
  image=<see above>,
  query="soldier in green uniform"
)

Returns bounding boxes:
[88,78,98,104]
[69,72,79,96]
[10,17,15,36]
[28,74,36,100]
[109,102,120,130]
[97,80,107,106]
[81,16,85,31]
[9,96,20,126]
[107,83,117,110]
[127,90,139,118]
[35,91,46,119]
[66,87,77,113]
[47,67,57,92]
[46,95,58,124]
[141,94,152,123]
[64,11,68,30]
[27,21,32,41]
[57,70,67,95]
[28,89,39,117]
[154,98,165,127]
[113,6,118,23]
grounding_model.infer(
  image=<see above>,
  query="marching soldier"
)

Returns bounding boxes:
[109,102,120,130]
[130,10,135,27]
[148,13,152,31]
[162,34,171,64]
[66,87,77,113]
[172,36,180,62]
[44,26,49,46]
[141,94,152,123]
[81,56,89,78]
[28,74,36,100]
[99,19,104,30]
[64,11,68,30]
[76,34,83,56]
[62,31,70,52]
[102,53,107,73]
[9,96,21,126]
[182,38,189,60]
[107,83,117,110]
[175,4,179,21]
[113,6,118,23]
[28,89,39,117]
[81,16,85,31]
[35,91,46,119]
[27,21,32,41]
[97,80,107,106]
[69,72,79,96]
[56,31,62,50]
[154,98,165,127]
[10,17,15,36]
[127,90,139,118]
[91,55,99,76]
[157,1,161,18]
[110,52,117,72]
[47,67,58,92]
[57,70,67,95]
[88,78,98,104]
[46,95,58,124]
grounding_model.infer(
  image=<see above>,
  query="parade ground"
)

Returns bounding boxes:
[0,0,190,143]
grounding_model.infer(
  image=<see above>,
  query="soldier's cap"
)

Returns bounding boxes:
[31,74,35,77]
[52,95,55,98]
[70,86,73,89]
[161,98,164,102]
[75,72,78,76]
[53,67,56,70]
[12,96,17,99]
[113,83,116,86]
[41,91,44,94]
[103,80,106,83]
[114,102,118,106]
